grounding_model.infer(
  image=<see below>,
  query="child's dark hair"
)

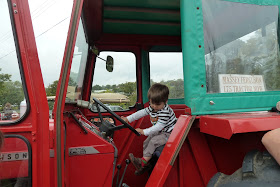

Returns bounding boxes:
[148,83,169,104]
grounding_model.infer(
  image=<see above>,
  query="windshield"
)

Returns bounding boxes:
[91,51,137,111]
[66,18,88,102]
[203,0,280,93]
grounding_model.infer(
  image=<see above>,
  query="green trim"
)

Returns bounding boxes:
[181,0,280,115]
[104,10,180,22]
[168,98,184,105]
[141,50,150,104]
[103,22,180,35]
[104,0,180,10]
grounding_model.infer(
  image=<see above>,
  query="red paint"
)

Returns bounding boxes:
[200,112,280,139]
[146,115,194,186]
[0,0,50,186]
[2,1,278,187]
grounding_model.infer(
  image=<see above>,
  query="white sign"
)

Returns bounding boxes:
[69,146,99,156]
[219,74,265,93]
[0,152,28,162]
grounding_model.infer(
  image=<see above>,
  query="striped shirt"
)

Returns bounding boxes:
[127,104,177,136]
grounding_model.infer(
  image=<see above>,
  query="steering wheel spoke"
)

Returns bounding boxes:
[92,97,140,136]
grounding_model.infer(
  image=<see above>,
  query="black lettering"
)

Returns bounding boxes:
[23,153,28,159]
[8,154,11,160]
[15,154,19,159]
[81,149,86,154]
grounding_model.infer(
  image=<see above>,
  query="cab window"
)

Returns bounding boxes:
[66,18,88,102]
[91,51,136,111]
[203,0,280,93]
[149,52,184,99]
[0,0,27,123]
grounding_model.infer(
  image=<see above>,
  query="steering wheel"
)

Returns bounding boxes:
[92,97,140,136]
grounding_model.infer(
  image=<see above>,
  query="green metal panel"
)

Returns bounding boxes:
[104,0,180,10]
[103,22,181,35]
[104,10,180,22]
[181,0,280,115]
[141,50,150,104]
[102,0,180,35]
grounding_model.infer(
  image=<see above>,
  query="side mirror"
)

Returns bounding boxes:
[106,56,114,72]
[91,46,114,72]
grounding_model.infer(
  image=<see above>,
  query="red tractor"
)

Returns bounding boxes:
[1,0,280,186]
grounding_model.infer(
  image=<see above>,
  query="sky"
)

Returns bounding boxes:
[0,0,184,88]
[29,0,73,86]
[0,0,73,87]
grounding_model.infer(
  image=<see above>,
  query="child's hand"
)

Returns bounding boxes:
[136,128,144,135]
[121,116,129,123]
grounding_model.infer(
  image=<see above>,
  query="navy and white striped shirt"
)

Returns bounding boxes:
[127,104,177,136]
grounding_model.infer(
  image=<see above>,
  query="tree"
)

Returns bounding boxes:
[92,84,102,90]
[68,77,76,86]
[0,68,11,89]
[0,81,24,109]
[118,82,136,95]
[46,80,58,96]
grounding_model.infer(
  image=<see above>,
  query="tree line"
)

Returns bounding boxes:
[0,68,25,111]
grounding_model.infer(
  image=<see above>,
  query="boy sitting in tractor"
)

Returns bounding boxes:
[121,83,177,175]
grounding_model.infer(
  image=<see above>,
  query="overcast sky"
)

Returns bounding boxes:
[0,0,184,88]
[30,0,73,86]
[0,0,72,87]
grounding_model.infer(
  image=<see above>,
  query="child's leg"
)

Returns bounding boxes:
[143,132,169,160]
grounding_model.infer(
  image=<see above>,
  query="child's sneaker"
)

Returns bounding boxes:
[135,162,152,176]
[129,153,142,170]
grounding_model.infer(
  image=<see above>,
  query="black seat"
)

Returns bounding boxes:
[153,144,165,158]
[148,144,165,175]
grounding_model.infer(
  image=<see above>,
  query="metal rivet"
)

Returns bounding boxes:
[13,3,16,7]
[14,10,18,14]
[210,101,215,105]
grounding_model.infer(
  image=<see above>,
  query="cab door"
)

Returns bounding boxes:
[0,0,50,186]
[52,0,84,187]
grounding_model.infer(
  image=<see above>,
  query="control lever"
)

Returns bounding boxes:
[116,164,122,187]
[118,159,130,187]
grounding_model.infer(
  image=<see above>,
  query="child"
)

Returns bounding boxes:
[121,83,177,175]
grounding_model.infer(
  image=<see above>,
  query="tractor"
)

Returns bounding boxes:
[1,0,280,186]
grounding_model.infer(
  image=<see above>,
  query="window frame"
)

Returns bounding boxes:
[1,135,32,186]
[0,0,30,126]
[181,0,280,115]
[148,49,185,105]
[89,46,141,112]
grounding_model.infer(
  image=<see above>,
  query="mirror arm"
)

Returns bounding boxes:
[97,56,106,62]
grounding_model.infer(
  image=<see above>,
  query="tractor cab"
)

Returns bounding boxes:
[1,0,280,187]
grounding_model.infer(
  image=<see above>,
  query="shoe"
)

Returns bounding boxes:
[135,162,152,176]
[129,153,142,170]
